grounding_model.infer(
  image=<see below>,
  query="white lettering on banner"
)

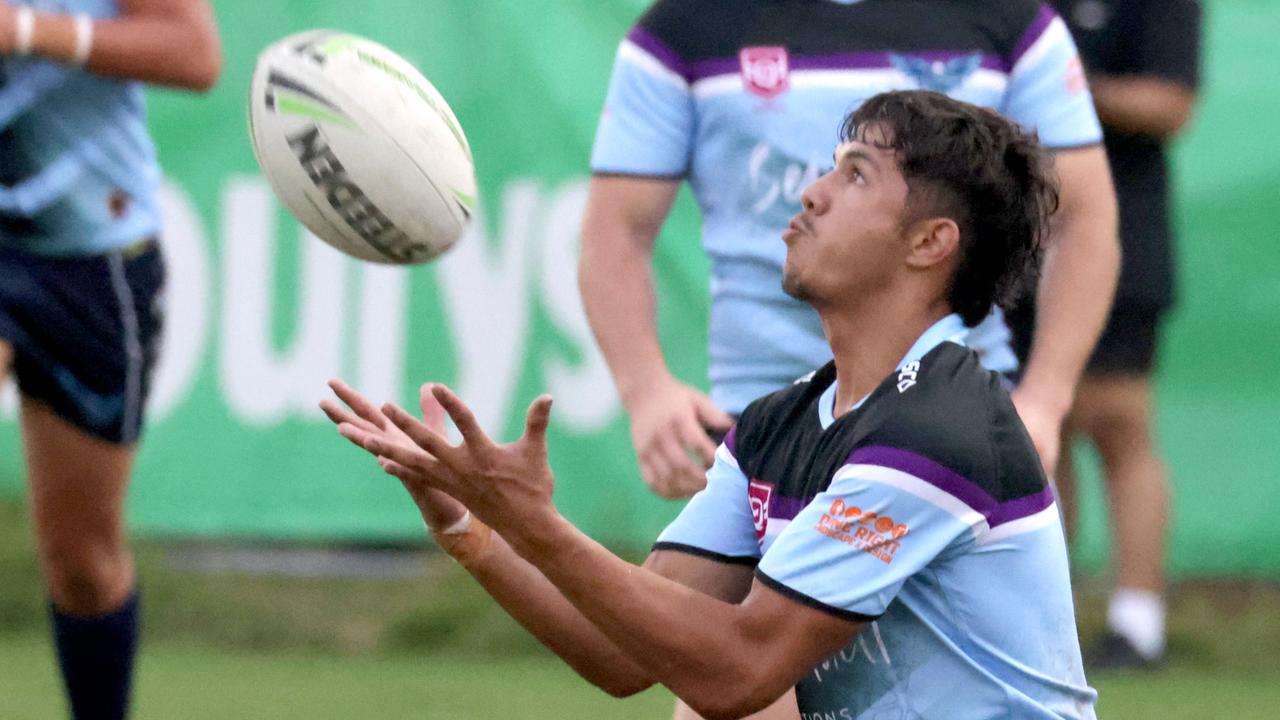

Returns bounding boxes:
[148,181,211,419]
[538,181,619,431]
[219,176,347,424]
[354,263,406,409]
[0,175,621,437]
[436,181,537,437]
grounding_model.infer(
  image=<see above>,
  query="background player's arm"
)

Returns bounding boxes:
[1013,144,1119,471]
[1087,0,1202,139]
[0,0,221,91]
[579,176,733,498]
[1087,77,1195,138]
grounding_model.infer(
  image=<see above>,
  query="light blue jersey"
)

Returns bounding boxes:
[656,315,1097,719]
[591,0,1103,414]
[0,0,161,256]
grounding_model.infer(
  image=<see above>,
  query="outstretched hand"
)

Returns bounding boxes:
[320,379,467,531]
[340,384,559,540]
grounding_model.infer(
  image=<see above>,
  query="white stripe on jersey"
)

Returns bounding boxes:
[618,40,689,90]
[980,502,1061,545]
[691,68,1009,101]
[832,463,990,536]
[1011,17,1071,77]
[716,442,740,471]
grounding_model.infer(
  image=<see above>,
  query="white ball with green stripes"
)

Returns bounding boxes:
[248,30,476,264]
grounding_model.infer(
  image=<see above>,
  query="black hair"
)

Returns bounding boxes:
[839,90,1059,326]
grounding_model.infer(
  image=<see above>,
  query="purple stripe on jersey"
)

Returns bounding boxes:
[626,26,691,80]
[988,485,1056,527]
[849,445,997,518]
[769,493,814,523]
[687,50,1005,82]
[723,425,738,457]
[1008,5,1058,69]
[846,445,1053,527]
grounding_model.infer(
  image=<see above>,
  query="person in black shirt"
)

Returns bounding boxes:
[1011,0,1202,669]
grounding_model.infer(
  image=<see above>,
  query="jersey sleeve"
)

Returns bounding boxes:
[755,447,991,621]
[653,429,762,564]
[1001,4,1102,148]
[1133,0,1202,89]
[589,2,695,178]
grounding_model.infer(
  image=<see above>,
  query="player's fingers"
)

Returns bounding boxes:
[430,384,495,450]
[418,383,447,434]
[362,431,443,478]
[653,433,698,499]
[320,399,379,434]
[383,402,457,462]
[677,414,719,469]
[522,395,554,446]
[337,422,383,456]
[692,395,734,432]
[329,378,387,429]
[640,445,676,498]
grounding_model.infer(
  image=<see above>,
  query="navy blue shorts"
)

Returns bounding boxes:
[0,240,165,444]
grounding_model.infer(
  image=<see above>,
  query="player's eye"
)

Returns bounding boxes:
[848,165,865,184]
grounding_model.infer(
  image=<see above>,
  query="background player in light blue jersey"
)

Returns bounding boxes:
[0,1,219,717]
[324,90,1094,720]
[580,0,1120,500]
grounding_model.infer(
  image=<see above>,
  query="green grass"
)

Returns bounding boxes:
[0,636,675,720]
[3,498,1280,719]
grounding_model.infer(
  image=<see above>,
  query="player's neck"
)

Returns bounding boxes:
[821,295,949,417]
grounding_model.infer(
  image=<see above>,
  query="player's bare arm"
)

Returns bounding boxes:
[0,0,220,90]
[340,383,860,718]
[580,175,733,498]
[1087,76,1197,138]
[1012,144,1119,474]
[324,380,765,700]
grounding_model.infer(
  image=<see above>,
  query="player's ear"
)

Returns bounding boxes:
[904,217,960,270]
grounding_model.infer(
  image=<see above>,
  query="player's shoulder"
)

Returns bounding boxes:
[953,0,1056,56]
[632,0,758,63]
[847,342,1045,504]
[734,363,833,455]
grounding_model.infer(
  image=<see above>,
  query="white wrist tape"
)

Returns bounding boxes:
[71,13,92,66]
[14,6,35,56]
[438,510,472,536]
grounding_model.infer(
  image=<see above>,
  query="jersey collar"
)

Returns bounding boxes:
[818,313,968,429]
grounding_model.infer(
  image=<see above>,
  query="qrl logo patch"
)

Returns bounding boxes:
[739,46,790,99]
[748,480,774,540]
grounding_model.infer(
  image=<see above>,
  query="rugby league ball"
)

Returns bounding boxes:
[248,30,475,264]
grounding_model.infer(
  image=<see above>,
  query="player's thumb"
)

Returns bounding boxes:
[693,394,733,431]
[523,394,554,445]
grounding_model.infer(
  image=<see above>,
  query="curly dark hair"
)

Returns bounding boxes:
[839,90,1059,326]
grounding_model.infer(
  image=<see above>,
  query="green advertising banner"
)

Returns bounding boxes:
[0,1,1277,575]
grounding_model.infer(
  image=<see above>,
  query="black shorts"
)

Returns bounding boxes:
[1007,300,1165,378]
[1084,303,1165,376]
[0,240,165,444]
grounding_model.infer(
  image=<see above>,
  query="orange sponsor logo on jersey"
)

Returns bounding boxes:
[813,498,909,565]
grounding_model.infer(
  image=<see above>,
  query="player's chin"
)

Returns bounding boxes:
[781,264,808,301]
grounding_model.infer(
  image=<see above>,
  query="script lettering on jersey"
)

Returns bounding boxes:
[286,125,419,263]
[814,498,909,564]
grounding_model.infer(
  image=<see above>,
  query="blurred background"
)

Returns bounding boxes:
[0,0,1277,717]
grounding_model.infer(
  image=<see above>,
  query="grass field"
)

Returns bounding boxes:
[2,500,1279,719]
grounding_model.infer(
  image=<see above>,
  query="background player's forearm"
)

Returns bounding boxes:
[16,0,220,91]
[579,176,681,409]
[1019,146,1120,412]
[462,530,657,697]
[1088,75,1196,139]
